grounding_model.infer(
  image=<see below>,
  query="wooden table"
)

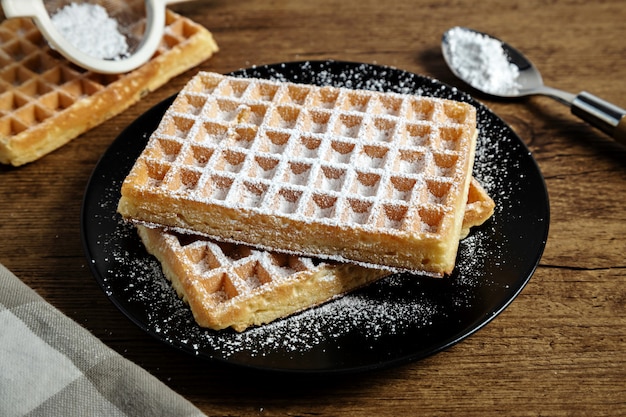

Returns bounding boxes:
[2,0,625,415]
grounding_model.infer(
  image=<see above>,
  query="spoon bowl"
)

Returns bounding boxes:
[442,27,571,102]
[442,26,626,144]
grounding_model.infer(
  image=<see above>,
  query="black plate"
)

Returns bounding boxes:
[81,60,549,374]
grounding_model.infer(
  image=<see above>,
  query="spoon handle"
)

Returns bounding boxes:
[571,92,626,145]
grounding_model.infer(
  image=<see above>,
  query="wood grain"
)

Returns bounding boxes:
[1,0,625,415]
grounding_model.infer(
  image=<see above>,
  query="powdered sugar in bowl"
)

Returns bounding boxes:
[1,0,192,74]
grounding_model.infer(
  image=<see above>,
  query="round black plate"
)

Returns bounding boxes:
[81,61,549,374]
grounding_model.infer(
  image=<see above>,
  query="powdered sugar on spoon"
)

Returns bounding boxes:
[442,26,626,145]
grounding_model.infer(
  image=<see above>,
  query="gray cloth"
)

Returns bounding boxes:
[0,263,206,417]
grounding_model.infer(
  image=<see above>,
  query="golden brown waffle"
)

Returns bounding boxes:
[118,72,478,275]
[137,225,387,332]
[136,178,494,332]
[0,10,218,166]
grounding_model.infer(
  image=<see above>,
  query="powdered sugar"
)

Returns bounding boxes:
[169,274,438,358]
[51,3,129,60]
[445,27,520,95]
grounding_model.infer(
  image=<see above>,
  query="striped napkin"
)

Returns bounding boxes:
[0,263,206,417]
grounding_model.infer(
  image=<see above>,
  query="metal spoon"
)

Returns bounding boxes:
[441,26,626,145]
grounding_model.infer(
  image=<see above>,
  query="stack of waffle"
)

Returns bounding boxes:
[0,10,218,166]
[118,72,495,331]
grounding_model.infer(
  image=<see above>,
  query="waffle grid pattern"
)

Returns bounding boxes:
[129,72,477,238]
[138,225,389,331]
[163,230,324,302]
[0,18,85,139]
[0,11,217,165]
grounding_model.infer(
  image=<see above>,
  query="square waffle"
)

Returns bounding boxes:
[137,178,494,331]
[118,72,478,275]
[0,10,219,166]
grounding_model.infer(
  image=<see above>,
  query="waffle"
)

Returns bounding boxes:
[0,10,218,166]
[137,178,493,331]
[118,72,478,275]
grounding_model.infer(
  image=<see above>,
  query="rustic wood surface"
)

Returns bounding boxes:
[1,0,625,415]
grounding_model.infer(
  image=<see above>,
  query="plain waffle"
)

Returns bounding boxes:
[118,72,478,275]
[137,178,494,332]
[0,10,218,166]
